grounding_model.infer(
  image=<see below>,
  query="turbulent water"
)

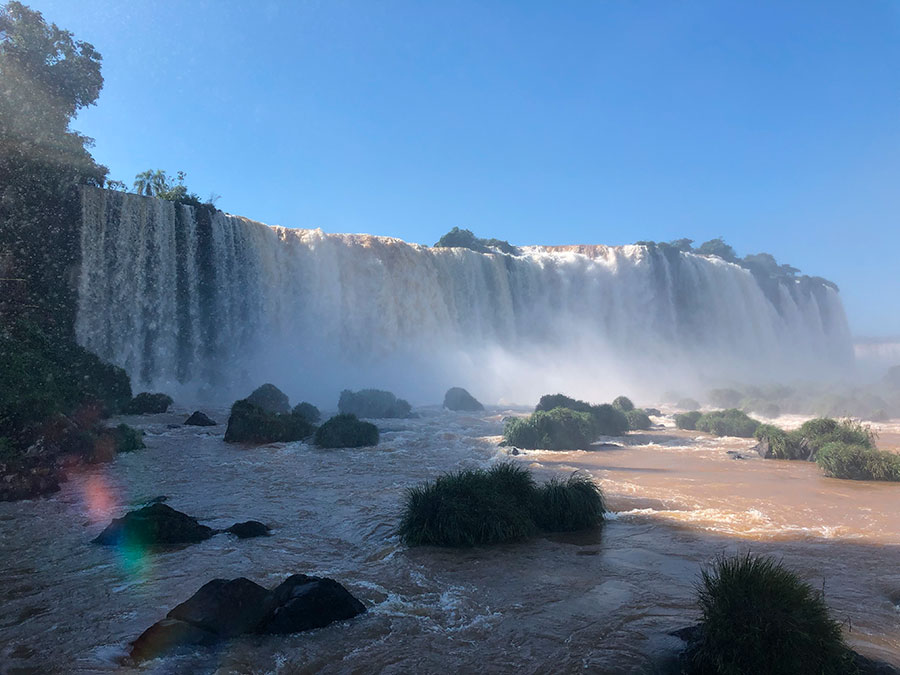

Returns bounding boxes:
[2,409,898,673]
[76,188,853,405]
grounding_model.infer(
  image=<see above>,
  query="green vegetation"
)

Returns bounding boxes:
[111,424,145,453]
[123,392,173,415]
[816,442,900,482]
[675,410,702,430]
[535,393,592,414]
[338,389,412,418]
[588,403,630,436]
[247,383,290,414]
[795,417,875,457]
[132,169,211,207]
[433,226,519,256]
[754,424,798,460]
[695,409,760,437]
[314,414,379,449]
[676,397,701,411]
[292,401,321,424]
[624,409,652,431]
[503,407,595,450]
[612,395,634,412]
[686,554,853,675]
[399,463,604,547]
[708,388,742,408]
[223,400,315,444]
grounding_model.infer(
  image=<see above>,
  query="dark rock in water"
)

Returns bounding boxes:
[92,503,214,547]
[292,401,321,424]
[130,574,366,661]
[185,411,217,426]
[124,392,173,414]
[314,414,379,448]
[443,387,484,412]
[338,389,412,419]
[224,400,315,444]
[168,578,272,637]
[246,383,290,414]
[510,448,520,456]
[226,520,271,538]
[0,458,61,502]
[754,438,773,459]
[644,408,662,416]
[166,423,181,429]
[260,574,367,634]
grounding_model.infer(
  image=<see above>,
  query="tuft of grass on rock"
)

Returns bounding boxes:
[695,409,760,438]
[503,407,595,450]
[687,553,854,675]
[624,409,652,431]
[112,424,145,452]
[675,410,702,430]
[816,442,900,481]
[612,395,635,412]
[531,473,605,532]
[314,414,379,449]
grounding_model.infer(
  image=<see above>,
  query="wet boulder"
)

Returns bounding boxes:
[246,383,290,414]
[92,503,214,547]
[130,574,366,661]
[224,400,315,444]
[443,387,484,412]
[292,401,321,424]
[225,520,271,538]
[124,392,173,414]
[185,411,217,426]
[314,414,379,448]
[338,389,411,418]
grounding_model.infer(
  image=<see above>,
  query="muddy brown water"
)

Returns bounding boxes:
[1,409,898,673]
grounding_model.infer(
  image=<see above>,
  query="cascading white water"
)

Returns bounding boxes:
[76,188,853,405]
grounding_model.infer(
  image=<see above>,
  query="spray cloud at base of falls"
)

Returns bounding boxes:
[75,188,853,406]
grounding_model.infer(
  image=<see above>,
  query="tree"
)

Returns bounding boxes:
[696,237,738,263]
[668,238,694,252]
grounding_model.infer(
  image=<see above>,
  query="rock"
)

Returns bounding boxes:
[92,503,214,547]
[168,578,272,637]
[338,389,412,419]
[224,400,315,444]
[130,574,366,661]
[754,438,773,459]
[226,520,271,538]
[260,574,367,634]
[313,414,379,448]
[0,459,61,502]
[246,384,291,414]
[443,387,484,412]
[292,401,321,424]
[185,411,217,426]
[124,392,173,414]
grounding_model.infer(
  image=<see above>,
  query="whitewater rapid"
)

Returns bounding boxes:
[76,188,853,404]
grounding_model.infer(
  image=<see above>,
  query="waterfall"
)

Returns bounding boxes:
[76,188,854,405]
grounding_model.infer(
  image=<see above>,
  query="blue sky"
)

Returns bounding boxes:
[29,0,900,337]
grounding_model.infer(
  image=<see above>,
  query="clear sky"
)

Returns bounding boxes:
[26,0,900,337]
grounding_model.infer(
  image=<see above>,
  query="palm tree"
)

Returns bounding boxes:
[133,169,170,196]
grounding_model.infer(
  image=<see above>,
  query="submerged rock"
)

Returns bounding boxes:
[124,392,173,414]
[185,411,217,426]
[130,574,366,661]
[92,503,214,547]
[246,383,290,414]
[443,387,484,412]
[225,520,271,538]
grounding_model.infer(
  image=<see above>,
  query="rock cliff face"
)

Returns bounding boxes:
[75,187,853,402]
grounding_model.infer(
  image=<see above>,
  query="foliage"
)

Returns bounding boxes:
[133,169,203,207]
[612,395,634,412]
[313,413,379,448]
[531,473,605,532]
[816,442,900,482]
[687,553,853,675]
[535,393,592,414]
[292,401,321,424]
[338,389,412,418]
[708,388,742,408]
[399,463,603,547]
[112,423,144,453]
[754,424,799,460]
[223,399,315,444]
[0,321,131,448]
[503,407,595,450]
[123,392,173,415]
[675,410,702,430]
[433,226,519,255]
[625,409,652,431]
[695,409,760,438]
[587,403,630,436]
[795,417,875,457]
[676,397,701,411]
[696,238,738,263]
[246,383,290,414]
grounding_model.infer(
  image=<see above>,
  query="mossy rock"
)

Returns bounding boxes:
[314,414,379,448]
[246,384,290,414]
[224,400,315,444]
[338,389,411,418]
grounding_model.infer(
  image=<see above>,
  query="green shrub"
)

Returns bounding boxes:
[612,395,634,412]
[796,417,875,458]
[503,407,595,450]
[531,473,605,532]
[675,411,702,430]
[224,400,315,444]
[687,554,853,674]
[338,389,412,418]
[246,383,290,413]
[314,414,379,448]
[676,397,701,410]
[534,393,592,414]
[589,403,629,436]
[291,401,321,424]
[398,463,537,547]
[816,442,900,481]
[708,388,742,408]
[753,424,801,460]
[625,409,652,431]
[124,392,173,415]
[696,409,760,437]
[112,424,145,453]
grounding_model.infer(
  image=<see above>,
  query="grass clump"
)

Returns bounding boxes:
[816,442,900,481]
[291,401,321,424]
[503,407,595,450]
[695,409,760,438]
[675,410,702,430]
[753,424,799,460]
[314,414,379,448]
[224,400,316,444]
[795,417,875,457]
[338,389,412,418]
[624,409,652,431]
[534,393,592,414]
[687,553,854,674]
[589,403,629,436]
[399,464,604,547]
[612,395,634,412]
[111,424,145,453]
